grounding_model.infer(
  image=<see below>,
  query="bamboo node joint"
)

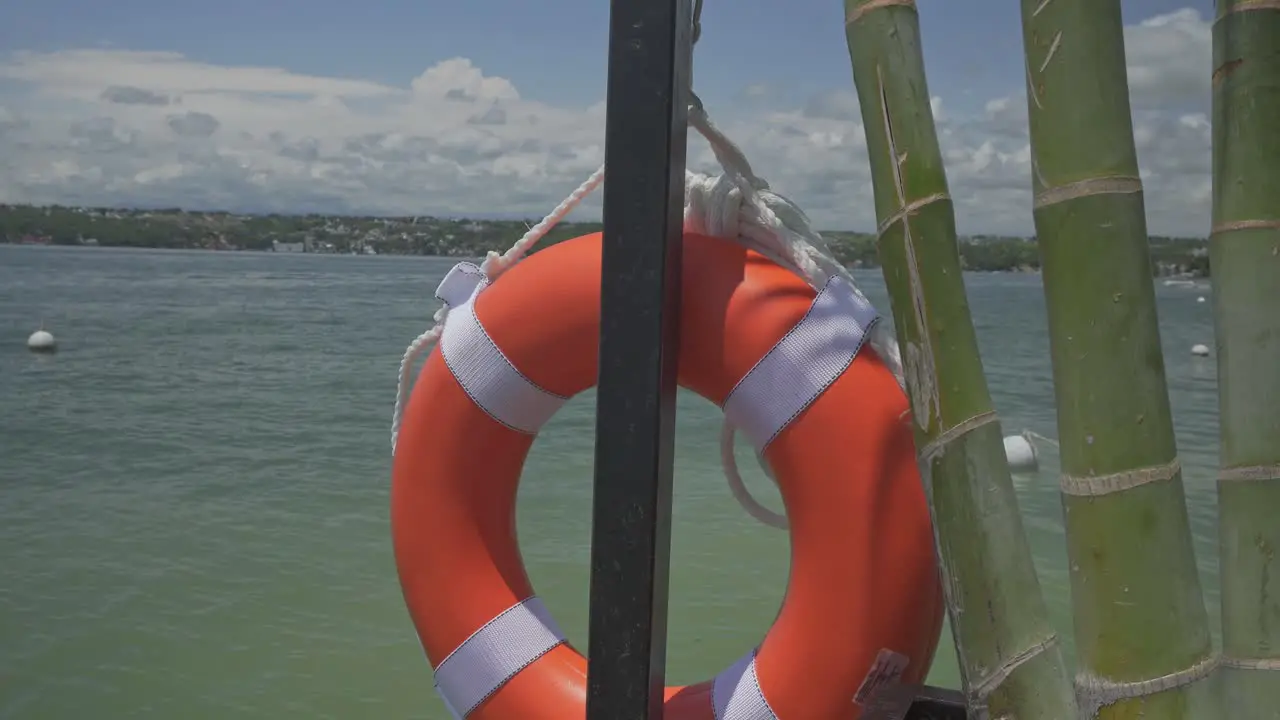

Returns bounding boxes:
[1220,0,1280,18]
[846,0,916,25]
[918,411,998,464]
[969,634,1059,703]
[1033,176,1141,211]
[1222,657,1280,670]
[876,193,951,239]
[1219,463,1280,482]
[1210,219,1280,237]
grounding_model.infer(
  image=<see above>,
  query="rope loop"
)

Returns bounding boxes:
[391,97,905,530]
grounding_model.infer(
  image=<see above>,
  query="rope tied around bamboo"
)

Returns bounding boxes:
[965,633,1060,711]
[1218,463,1280,482]
[1058,457,1181,496]
[844,0,1079,715]
[1212,1,1280,714]
[1018,0,1219,714]
[1076,653,1220,719]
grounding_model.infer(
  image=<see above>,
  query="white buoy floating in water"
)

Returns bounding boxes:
[1191,344,1210,357]
[1004,432,1039,474]
[1197,296,1206,303]
[27,328,57,353]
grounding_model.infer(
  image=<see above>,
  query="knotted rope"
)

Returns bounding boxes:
[390,97,905,530]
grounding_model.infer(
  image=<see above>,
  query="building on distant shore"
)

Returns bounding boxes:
[272,239,306,252]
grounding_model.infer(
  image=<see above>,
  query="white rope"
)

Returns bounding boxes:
[1021,429,1059,448]
[685,95,905,389]
[389,165,604,452]
[721,422,787,529]
[687,93,905,529]
[391,97,907,531]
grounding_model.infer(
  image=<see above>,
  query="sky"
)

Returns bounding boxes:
[0,0,1211,235]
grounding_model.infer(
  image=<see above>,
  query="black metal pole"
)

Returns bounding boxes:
[584,0,692,717]
[905,686,968,719]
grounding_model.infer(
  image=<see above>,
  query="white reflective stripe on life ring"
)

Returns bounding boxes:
[432,596,567,718]
[712,650,779,720]
[722,274,880,453]
[436,262,568,434]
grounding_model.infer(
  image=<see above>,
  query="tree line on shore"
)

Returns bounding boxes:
[0,203,1210,276]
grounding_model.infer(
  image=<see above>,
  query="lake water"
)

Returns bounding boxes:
[0,244,1221,718]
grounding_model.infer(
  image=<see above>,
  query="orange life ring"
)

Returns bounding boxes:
[391,231,944,719]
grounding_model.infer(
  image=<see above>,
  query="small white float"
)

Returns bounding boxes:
[27,329,57,353]
[1004,432,1039,474]
[1191,344,1210,357]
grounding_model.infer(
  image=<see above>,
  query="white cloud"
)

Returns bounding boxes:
[0,49,398,100]
[0,9,1212,236]
[1125,8,1212,111]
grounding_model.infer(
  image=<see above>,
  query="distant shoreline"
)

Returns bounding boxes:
[1,239,1212,281]
[0,203,1211,277]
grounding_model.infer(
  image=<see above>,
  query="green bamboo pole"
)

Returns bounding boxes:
[1018,1,1216,717]
[843,2,1075,716]
[1212,2,1280,716]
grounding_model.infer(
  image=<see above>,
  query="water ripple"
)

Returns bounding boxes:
[0,246,1225,718]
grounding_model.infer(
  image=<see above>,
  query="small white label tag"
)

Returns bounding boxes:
[434,262,487,308]
[858,682,919,720]
[853,648,911,706]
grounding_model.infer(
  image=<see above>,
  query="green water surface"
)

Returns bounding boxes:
[0,245,1222,718]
